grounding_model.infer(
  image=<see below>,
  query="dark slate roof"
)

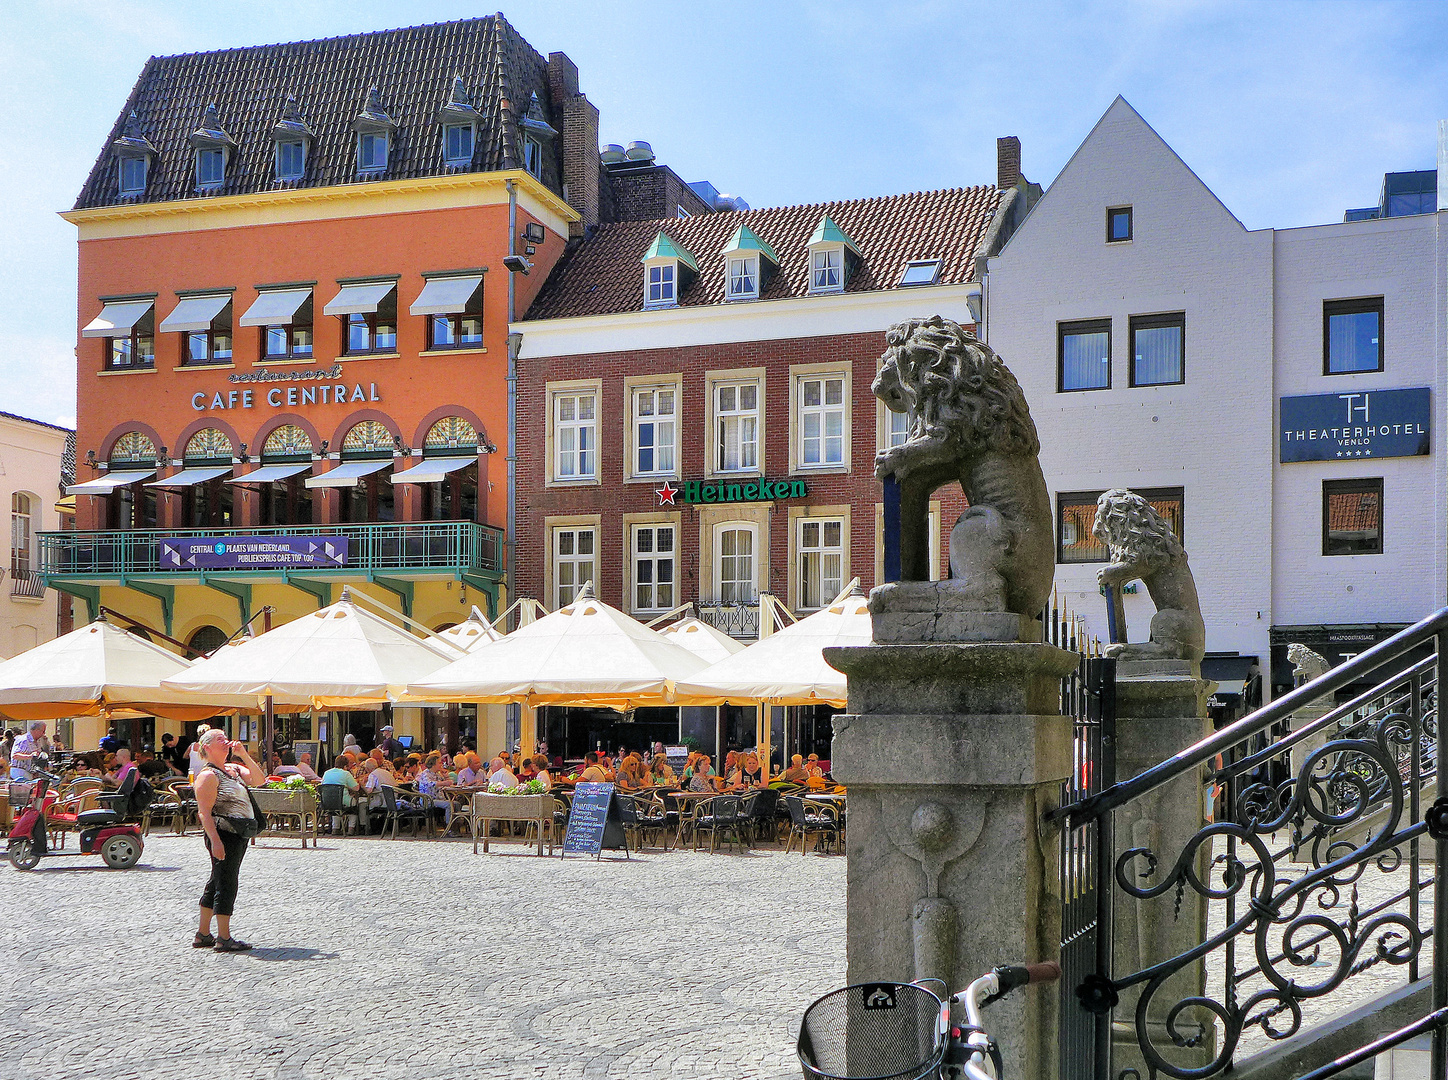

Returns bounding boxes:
[0,410,74,436]
[524,187,1001,320]
[74,14,560,209]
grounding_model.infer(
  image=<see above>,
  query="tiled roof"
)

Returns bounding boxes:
[1327,491,1380,534]
[74,15,559,210]
[0,410,75,436]
[524,186,1001,321]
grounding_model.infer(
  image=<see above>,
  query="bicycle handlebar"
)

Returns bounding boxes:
[949,963,1062,1080]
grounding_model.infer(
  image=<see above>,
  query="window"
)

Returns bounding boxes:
[1107,206,1133,243]
[265,323,313,360]
[554,392,597,480]
[646,263,676,308]
[429,313,483,350]
[195,148,225,189]
[343,290,397,355]
[633,387,676,475]
[677,205,692,219]
[1323,479,1382,555]
[899,260,941,287]
[444,123,474,166]
[1129,312,1184,387]
[1059,318,1111,392]
[715,382,759,473]
[811,248,843,292]
[799,376,845,467]
[185,305,233,366]
[632,524,675,611]
[727,256,758,300]
[1057,488,1183,564]
[553,527,595,608]
[716,525,757,603]
[523,135,543,178]
[798,518,844,610]
[119,156,147,195]
[358,132,388,173]
[108,328,155,371]
[1324,297,1383,375]
[886,407,912,448]
[10,493,32,579]
[275,140,305,181]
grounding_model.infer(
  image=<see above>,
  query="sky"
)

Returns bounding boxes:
[0,0,1444,431]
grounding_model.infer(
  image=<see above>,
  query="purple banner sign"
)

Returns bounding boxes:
[160,536,348,570]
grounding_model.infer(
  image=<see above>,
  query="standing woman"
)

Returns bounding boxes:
[193,728,266,952]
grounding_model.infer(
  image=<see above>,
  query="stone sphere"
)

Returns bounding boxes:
[910,802,953,851]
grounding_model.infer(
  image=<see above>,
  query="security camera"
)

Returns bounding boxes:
[503,254,533,275]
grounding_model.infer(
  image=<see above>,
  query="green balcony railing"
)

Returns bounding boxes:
[38,521,503,578]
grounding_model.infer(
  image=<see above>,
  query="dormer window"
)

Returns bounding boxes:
[119,156,148,195]
[111,111,157,198]
[899,259,942,287]
[523,136,543,178]
[436,76,482,171]
[275,141,305,180]
[640,232,699,311]
[271,95,314,184]
[444,124,474,165]
[806,215,860,295]
[188,104,235,194]
[358,132,389,173]
[354,85,397,177]
[720,225,779,303]
[517,91,557,182]
[196,148,225,189]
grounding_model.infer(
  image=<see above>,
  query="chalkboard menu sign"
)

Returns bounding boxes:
[665,745,689,773]
[561,782,628,859]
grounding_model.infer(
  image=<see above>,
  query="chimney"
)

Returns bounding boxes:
[548,52,600,235]
[997,136,1021,191]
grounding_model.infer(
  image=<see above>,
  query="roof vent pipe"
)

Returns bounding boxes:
[601,143,626,165]
[625,140,654,162]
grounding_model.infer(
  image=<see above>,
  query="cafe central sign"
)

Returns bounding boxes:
[190,365,382,411]
[1279,386,1431,462]
[656,478,808,505]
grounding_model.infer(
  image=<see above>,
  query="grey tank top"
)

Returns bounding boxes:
[205,764,256,822]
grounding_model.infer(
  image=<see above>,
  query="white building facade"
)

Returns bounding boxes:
[0,411,70,658]
[986,98,1447,706]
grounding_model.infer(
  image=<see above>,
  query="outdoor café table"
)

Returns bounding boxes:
[469,791,553,856]
[250,786,319,849]
[437,785,479,834]
[663,790,718,847]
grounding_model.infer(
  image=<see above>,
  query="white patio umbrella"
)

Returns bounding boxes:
[403,583,710,710]
[437,611,504,652]
[0,617,232,722]
[162,591,460,710]
[657,615,747,665]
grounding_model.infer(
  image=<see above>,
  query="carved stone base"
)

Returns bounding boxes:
[868,580,1043,644]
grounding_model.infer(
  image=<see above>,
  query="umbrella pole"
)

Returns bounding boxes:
[520,702,537,759]
[263,695,274,772]
[757,701,770,783]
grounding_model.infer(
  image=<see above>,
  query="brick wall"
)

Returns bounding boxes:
[549,51,599,233]
[516,330,969,614]
[605,164,714,222]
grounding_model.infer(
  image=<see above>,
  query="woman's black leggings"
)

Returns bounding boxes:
[199,830,249,916]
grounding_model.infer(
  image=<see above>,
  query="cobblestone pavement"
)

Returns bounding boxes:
[0,834,845,1080]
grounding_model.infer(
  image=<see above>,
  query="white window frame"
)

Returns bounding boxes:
[552,526,596,609]
[10,493,33,578]
[899,259,942,287]
[275,140,306,181]
[886,407,912,449]
[644,261,676,309]
[798,374,846,468]
[118,155,147,195]
[630,523,676,613]
[677,205,692,219]
[714,522,759,605]
[809,246,844,294]
[632,385,678,477]
[523,135,543,178]
[713,380,761,475]
[443,123,474,166]
[195,148,225,189]
[358,131,388,173]
[727,255,759,300]
[553,390,597,481]
[796,517,845,611]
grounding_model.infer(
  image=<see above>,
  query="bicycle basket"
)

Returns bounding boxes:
[797,981,948,1080]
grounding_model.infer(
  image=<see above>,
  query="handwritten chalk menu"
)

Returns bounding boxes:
[561,782,628,859]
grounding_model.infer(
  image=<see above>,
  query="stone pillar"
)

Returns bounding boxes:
[828,630,1078,1080]
[1110,660,1216,1076]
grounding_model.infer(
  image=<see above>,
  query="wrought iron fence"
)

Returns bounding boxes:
[9,568,45,599]
[1052,608,1448,1080]
[696,598,761,639]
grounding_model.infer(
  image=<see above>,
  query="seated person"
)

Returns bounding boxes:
[273,751,302,776]
[649,754,677,787]
[457,752,485,787]
[530,754,553,790]
[740,752,765,788]
[517,756,538,782]
[106,748,137,789]
[487,756,519,789]
[614,755,644,791]
[416,753,453,823]
[320,760,360,806]
[783,754,810,784]
[138,750,172,780]
[686,756,716,793]
[295,751,322,782]
[577,752,609,784]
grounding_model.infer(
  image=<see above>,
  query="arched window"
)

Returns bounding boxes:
[106,431,157,530]
[423,416,479,453]
[342,420,393,457]
[184,427,232,462]
[715,523,758,604]
[187,624,229,658]
[262,424,313,460]
[420,416,480,523]
[180,428,234,529]
[10,493,33,579]
[109,431,157,465]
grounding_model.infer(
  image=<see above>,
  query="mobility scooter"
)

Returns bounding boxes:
[6,758,144,870]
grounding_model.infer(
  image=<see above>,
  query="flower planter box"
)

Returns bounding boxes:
[468,791,554,855]
[251,787,318,849]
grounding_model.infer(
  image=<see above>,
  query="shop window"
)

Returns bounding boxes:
[1323,479,1382,555]
[261,478,312,527]
[341,473,394,523]
[633,387,677,476]
[714,382,759,473]
[1129,312,1184,387]
[632,524,675,612]
[1057,487,1183,564]
[422,464,478,522]
[797,518,843,610]
[1324,297,1383,375]
[1059,318,1111,392]
[715,524,757,604]
[553,527,595,608]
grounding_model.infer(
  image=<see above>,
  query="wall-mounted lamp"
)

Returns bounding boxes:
[238,441,248,464]
[502,254,532,275]
[85,449,97,467]
[523,222,546,244]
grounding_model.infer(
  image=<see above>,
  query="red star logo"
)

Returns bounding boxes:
[656,481,678,505]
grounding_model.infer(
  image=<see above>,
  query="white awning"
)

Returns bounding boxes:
[409,275,482,316]
[322,281,396,316]
[239,288,312,328]
[390,456,476,484]
[304,460,391,489]
[226,463,312,485]
[158,293,230,334]
[66,470,156,494]
[81,300,154,339]
[144,466,232,488]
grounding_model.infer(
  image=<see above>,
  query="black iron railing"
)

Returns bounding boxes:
[696,597,761,639]
[1052,607,1448,1080]
[9,568,46,599]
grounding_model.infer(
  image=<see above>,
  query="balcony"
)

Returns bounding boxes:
[696,597,762,640]
[9,568,47,599]
[38,521,503,580]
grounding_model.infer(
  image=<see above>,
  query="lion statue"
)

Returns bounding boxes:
[1287,643,1331,686]
[872,315,1054,616]
[1092,489,1206,664]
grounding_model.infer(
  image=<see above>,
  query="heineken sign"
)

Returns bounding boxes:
[656,479,807,506]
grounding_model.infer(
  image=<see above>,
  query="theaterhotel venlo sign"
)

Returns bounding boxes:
[1279,386,1431,462]
[655,479,808,506]
[190,366,381,411]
